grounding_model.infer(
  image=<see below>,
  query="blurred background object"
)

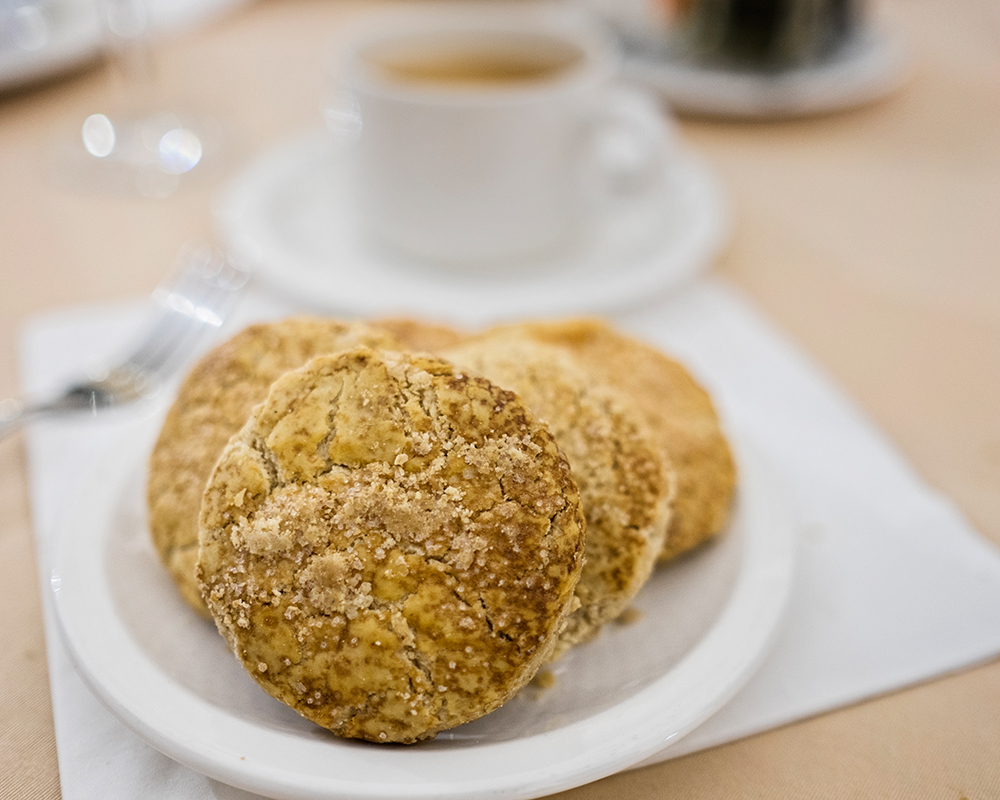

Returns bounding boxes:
[674,0,863,69]
[0,0,245,94]
[219,3,727,321]
[47,0,232,198]
[580,0,864,67]
[0,0,102,92]
[583,0,908,117]
[578,0,675,40]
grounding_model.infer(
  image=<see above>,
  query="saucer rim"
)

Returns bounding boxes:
[216,127,729,325]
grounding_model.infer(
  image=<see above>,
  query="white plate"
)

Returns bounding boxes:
[216,131,728,325]
[0,0,101,93]
[52,422,795,800]
[622,24,909,118]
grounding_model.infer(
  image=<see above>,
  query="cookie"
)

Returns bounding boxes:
[371,317,467,354]
[147,318,400,615]
[443,332,674,659]
[497,319,736,563]
[197,348,586,743]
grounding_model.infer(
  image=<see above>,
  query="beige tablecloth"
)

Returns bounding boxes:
[2,0,999,797]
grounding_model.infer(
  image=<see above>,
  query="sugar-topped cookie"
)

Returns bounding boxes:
[443,332,674,659]
[196,348,585,743]
[497,319,736,563]
[147,318,400,615]
[371,317,467,354]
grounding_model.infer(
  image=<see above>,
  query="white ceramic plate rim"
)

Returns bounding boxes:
[52,427,795,800]
[215,130,729,324]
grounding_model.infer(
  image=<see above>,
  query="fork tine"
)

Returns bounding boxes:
[141,274,241,375]
[125,276,219,373]
[119,279,204,374]
[0,243,251,438]
[127,278,244,377]
[118,244,249,378]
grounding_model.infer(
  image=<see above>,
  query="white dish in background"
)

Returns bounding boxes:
[52,422,795,800]
[0,0,102,93]
[0,0,251,94]
[622,24,909,118]
[216,129,728,325]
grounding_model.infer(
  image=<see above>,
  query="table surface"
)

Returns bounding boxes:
[2,0,999,797]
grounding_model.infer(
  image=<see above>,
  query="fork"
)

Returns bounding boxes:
[0,242,250,441]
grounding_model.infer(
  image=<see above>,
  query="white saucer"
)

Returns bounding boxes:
[622,24,910,119]
[53,422,795,800]
[0,0,101,93]
[217,130,728,325]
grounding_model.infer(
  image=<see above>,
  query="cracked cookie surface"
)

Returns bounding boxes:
[196,348,585,743]
[443,333,674,660]
[147,318,400,615]
[493,319,736,563]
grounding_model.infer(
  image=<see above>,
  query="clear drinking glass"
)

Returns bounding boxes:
[51,0,221,198]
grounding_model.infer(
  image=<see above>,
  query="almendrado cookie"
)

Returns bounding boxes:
[197,348,585,743]
[371,317,467,354]
[443,332,674,659]
[147,318,400,614]
[497,319,736,563]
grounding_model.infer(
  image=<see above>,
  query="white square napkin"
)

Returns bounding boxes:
[21,279,1000,799]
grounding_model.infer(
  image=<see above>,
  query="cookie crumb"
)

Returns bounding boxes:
[616,607,643,626]
[531,669,557,690]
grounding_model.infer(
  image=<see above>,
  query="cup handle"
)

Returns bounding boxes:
[588,85,674,198]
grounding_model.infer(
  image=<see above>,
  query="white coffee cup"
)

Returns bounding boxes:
[337,5,668,269]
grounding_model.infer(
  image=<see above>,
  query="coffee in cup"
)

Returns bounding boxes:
[367,35,584,89]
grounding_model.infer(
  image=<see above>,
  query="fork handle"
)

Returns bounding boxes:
[0,392,103,441]
[0,398,34,441]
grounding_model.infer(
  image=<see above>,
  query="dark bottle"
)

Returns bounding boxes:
[676,0,861,69]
